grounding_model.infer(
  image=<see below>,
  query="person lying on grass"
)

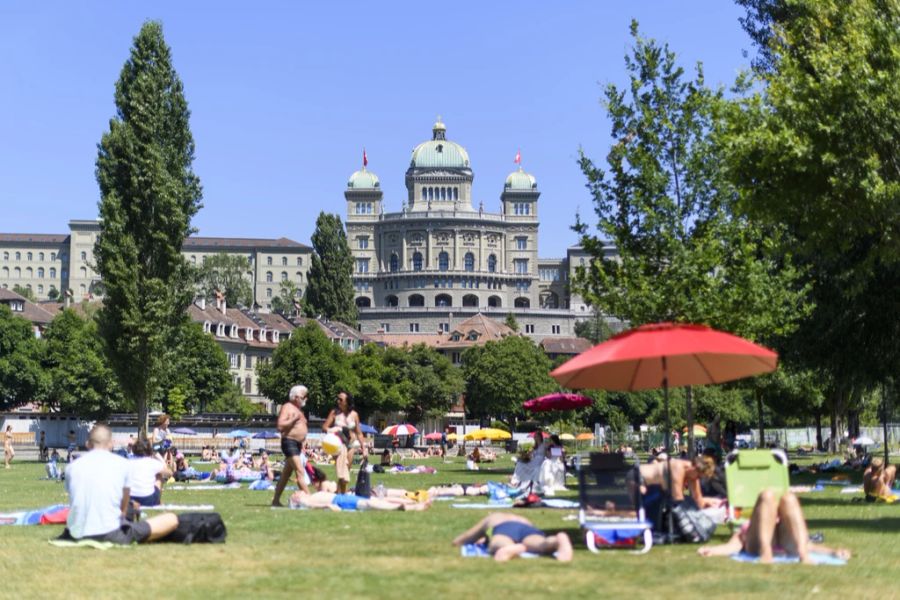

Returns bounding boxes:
[639,455,723,509]
[287,489,431,511]
[697,490,851,564]
[863,457,897,502]
[452,513,573,562]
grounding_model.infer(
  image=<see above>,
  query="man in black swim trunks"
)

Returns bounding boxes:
[452,513,573,562]
[273,385,311,507]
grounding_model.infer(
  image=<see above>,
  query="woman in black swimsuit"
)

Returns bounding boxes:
[452,513,573,562]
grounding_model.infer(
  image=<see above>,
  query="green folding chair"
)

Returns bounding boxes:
[724,449,789,526]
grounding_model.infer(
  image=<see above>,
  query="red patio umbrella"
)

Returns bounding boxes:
[524,392,593,412]
[423,432,443,441]
[551,322,778,541]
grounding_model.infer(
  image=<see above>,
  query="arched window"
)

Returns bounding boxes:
[454,187,459,200]
[515,297,531,308]
[15,252,21,261]
[39,252,44,261]
[389,254,399,272]
[463,294,478,307]
[297,256,303,266]
[267,256,272,265]
[296,271,303,281]
[78,266,86,278]
[421,187,427,201]
[385,294,399,307]
[488,295,502,308]
[80,251,86,261]
[412,252,423,272]
[79,284,86,296]
[541,291,559,309]
[191,255,196,264]
[14,267,21,278]
[266,271,273,283]
[428,188,434,201]
[37,284,43,294]
[282,257,287,266]
[27,252,33,261]
[487,254,497,273]
[1,267,7,279]
[37,267,44,279]
[355,297,372,308]
[408,294,425,307]
[244,377,252,394]
[49,268,56,278]
[281,271,288,281]
[464,252,475,272]
[435,293,452,307]
[438,251,449,271]
[266,288,273,298]
[2,252,7,260]
[26,267,33,278]
[441,187,447,200]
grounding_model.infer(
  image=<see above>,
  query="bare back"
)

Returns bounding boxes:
[277,402,308,442]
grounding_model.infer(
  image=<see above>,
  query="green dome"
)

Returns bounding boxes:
[409,119,470,169]
[505,168,537,190]
[348,168,380,189]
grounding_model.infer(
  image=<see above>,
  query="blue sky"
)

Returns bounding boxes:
[0,1,750,256]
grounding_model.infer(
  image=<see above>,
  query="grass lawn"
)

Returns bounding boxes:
[1,455,899,599]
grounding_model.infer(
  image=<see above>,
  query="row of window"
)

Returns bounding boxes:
[189,255,305,267]
[421,186,459,202]
[380,276,512,291]
[512,202,532,215]
[389,252,510,273]
[355,202,375,215]
[1,251,67,262]
[0,266,60,279]
[205,321,285,344]
[539,267,564,281]
[265,271,303,283]
[380,293,517,308]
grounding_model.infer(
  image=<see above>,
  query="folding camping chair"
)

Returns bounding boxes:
[576,452,653,554]
[724,448,789,526]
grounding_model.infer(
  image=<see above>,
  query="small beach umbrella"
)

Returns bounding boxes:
[465,428,511,441]
[576,433,594,441]
[227,429,252,438]
[424,432,443,441]
[359,424,378,435]
[252,431,279,439]
[559,433,576,441]
[382,424,418,436]
[172,427,197,436]
[524,392,593,412]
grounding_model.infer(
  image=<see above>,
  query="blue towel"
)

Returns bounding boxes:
[731,551,847,566]
[541,499,579,509]
[459,543,544,559]
[452,501,513,509]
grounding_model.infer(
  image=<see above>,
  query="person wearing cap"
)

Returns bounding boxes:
[863,457,897,502]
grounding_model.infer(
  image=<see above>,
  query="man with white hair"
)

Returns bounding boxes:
[62,425,178,544]
[272,385,311,507]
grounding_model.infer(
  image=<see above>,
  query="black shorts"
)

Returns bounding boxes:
[281,437,303,458]
[61,519,152,545]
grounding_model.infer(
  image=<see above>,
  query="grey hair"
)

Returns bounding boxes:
[289,385,308,405]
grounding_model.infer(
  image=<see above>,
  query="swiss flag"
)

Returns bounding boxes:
[363,148,368,167]
[514,150,521,165]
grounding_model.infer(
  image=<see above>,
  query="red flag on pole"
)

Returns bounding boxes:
[514,149,521,165]
[363,148,368,167]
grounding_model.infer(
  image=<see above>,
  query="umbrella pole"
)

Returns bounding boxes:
[883,382,890,466]
[686,386,694,459]
[663,357,675,544]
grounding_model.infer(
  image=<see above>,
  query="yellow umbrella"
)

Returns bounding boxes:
[576,432,594,441]
[559,433,576,441]
[447,433,461,441]
[465,428,512,441]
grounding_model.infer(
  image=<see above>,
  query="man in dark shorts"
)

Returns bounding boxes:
[62,425,177,545]
[272,385,311,506]
[452,513,573,562]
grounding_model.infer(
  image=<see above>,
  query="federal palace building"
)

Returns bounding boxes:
[0,119,609,343]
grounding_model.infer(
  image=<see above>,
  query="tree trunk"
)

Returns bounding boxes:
[829,396,838,454]
[756,390,765,448]
[815,412,823,452]
[137,391,149,438]
[883,383,890,466]
[686,386,695,459]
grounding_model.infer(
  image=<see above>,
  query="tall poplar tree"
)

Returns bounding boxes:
[95,21,202,434]
[305,212,357,325]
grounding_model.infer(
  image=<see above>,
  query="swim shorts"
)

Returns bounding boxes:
[281,438,303,458]
[490,521,544,543]
[332,493,364,511]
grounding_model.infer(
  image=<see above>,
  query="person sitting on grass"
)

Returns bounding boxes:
[863,457,897,502]
[129,438,172,508]
[452,513,573,562]
[639,455,723,509]
[61,425,178,545]
[697,489,851,564]
[288,489,431,511]
[380,448,392,467]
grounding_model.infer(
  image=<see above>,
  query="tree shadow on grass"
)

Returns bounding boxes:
[798,496,861,508]
[805,517,900,533]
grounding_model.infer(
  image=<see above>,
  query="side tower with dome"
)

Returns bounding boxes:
[346,119,583,343]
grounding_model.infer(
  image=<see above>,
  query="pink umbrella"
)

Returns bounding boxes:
[382,424,418,436]
[524,392,593,412]
[423,432,443,441]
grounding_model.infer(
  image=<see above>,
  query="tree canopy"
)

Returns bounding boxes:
[94,21,202,434]
[0,305,48,410]
[305,212,357,326]
[195,253,253,307]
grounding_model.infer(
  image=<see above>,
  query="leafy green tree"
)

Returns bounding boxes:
[42,309,123,418]
[0,305,49,410]
[47,287,60,301]
[205,385,260,419]
[504,313,519,332]
[305,212,357,325]
[12,285,36,302]
[462,336,556,424]
[257,321,352,417]
[727,0,900,445]
[401,344,464,423]
[94,21,202,434]
[271,280,301,317]
[574,21,807,345]
[195,253,252,307]
[574,309,613,344]
[153,322,235,415]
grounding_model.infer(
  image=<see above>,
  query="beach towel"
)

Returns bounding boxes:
[167,482,241,491]
[731,551,846,566]
[540,499,580,509]
[0,504,68,526]
[48,539,123,550]
[840,487,863,494]
[452,501,514,509]
[459,543,553,559]
[141,504,215,511]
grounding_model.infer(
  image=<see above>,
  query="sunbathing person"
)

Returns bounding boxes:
[639,456,722,509]
[697,490,850,564]
[288,489,430,511]
[863,457,897,501]
[452,513,573,562]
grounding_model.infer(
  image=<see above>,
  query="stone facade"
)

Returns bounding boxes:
[346,119,590,341]
[0,220,311,309]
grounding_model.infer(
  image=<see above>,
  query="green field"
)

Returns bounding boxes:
[1,456,898,599]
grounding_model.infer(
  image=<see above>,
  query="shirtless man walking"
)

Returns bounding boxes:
[272,385,311,507]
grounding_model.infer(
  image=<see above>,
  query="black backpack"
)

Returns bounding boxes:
[165,513,227,544]
[354,458,372,498]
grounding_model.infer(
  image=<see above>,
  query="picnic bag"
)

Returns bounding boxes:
[671,497,716,543]
[354,458,372,498]
[164,512,227,544]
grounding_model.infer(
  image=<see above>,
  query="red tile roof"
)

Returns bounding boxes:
[0,289,55,324]
[0,233,69,244]
[539,336,593,355]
